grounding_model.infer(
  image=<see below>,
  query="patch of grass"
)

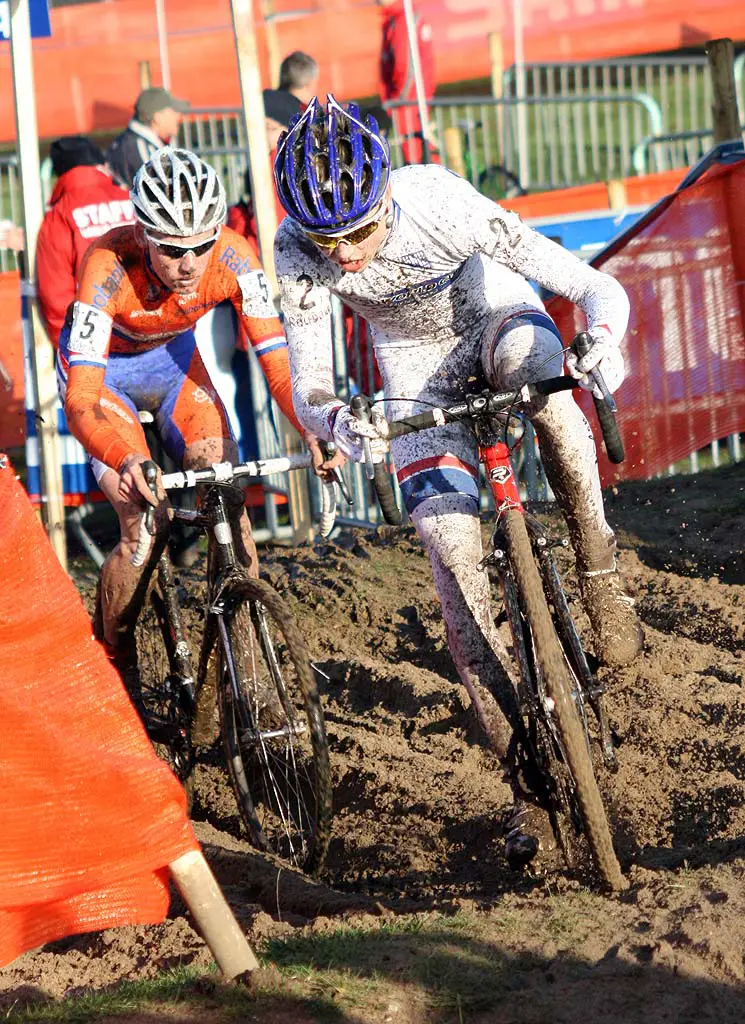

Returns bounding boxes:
[262,911,528,1016]
[2,962,371,1024]
[3,965,219,1022]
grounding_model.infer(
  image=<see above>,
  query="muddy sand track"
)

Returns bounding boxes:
[2,462,745,1019]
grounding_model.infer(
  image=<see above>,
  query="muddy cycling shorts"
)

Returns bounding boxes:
[57,328,234,483]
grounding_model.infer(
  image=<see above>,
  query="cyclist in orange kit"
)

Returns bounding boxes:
[59,146,330,691]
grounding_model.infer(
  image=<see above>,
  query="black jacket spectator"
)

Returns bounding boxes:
[106,87,189,188]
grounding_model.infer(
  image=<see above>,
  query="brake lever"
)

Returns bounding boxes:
[143,460,159,535]
[588,367,617,413]
[350,395,377,481]
[322,440,354,506]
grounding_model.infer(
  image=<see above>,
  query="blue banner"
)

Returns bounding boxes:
[0,0,52,41]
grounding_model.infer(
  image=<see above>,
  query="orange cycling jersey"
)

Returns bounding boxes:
[63,225,302,472]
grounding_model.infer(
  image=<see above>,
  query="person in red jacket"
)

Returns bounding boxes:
[36,136,136,347]
[379,0,437,165]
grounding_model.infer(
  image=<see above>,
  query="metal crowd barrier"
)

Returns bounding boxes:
[632,125,745,175]
[385,92,664,192]
[0,154,21,273]
[504,53,745,140]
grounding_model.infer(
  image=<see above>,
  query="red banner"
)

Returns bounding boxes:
[549,158,745,484]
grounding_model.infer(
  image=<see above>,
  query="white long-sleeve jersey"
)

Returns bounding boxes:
[275,163,629,438]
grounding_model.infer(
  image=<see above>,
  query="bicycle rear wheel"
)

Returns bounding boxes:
[215,573,332,874]
[504,509,626,891]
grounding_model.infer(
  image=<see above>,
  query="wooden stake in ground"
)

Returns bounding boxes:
[170,850,259,981]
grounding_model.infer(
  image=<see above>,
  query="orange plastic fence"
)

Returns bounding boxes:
[549,159,745,484]
[0,455,198,968]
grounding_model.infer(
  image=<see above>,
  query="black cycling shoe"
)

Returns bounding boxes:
[503,801,556,871]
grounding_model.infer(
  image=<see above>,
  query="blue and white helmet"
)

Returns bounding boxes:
[273,94,390,233]
[131,147,226,236]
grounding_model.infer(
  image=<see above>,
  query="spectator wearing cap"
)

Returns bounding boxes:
[105,87,190,188]
[277,51,318,110]
[36,136,135,347]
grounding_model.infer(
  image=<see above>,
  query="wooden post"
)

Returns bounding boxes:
[139,60,152,90]
[706,38,742,143]
[228,0,313,543]
[488,32,505,169]
[443,125,466,177]
[228,0,277,290]
[169,850,259,981]
[9,0,67,568]
[606,179,627,210]
[262,0,281,86]
[489,31,503,101]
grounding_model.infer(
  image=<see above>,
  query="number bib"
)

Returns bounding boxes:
[237,270,276,319]
[68,301,113,367]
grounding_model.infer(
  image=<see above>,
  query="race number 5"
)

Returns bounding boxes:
[238,269,275,319]
[78,309,98,340]
[68,302,112,364]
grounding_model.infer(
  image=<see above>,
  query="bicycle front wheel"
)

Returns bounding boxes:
[216,574,332,874]
[504,509,626,891]
[135,583,195,784]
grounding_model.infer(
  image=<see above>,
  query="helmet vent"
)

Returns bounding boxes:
[131,147,226,236]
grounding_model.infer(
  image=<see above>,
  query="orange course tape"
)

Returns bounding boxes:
[0,454,198,968]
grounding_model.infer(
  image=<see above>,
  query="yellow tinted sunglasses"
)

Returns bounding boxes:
[303,213,384,251]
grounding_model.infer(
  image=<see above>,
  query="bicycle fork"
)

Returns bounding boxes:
[479,432,615,770]
[153,551,197,716]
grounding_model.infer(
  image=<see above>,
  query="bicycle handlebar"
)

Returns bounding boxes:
[572,331,625,464]
[350,394,402,526]
[362,332,625,525]
[131,452,338,567]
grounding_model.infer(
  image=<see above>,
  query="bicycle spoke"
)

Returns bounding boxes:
[215,578,332,872]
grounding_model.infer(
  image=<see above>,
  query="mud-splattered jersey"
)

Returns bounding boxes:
[63,225,301,469]
[275,163,630,438]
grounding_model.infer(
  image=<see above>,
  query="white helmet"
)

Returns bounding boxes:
[131,147,226,236]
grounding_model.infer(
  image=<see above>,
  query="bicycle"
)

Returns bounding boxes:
[352,332,629,891]
[115,452,337,874]
[458,120,526,203]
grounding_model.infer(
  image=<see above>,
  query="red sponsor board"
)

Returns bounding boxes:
[0,0,743,140]
[549,159,745,485]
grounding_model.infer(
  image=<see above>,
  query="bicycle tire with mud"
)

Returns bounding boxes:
[215,572,333,875]
[504,509,627,891]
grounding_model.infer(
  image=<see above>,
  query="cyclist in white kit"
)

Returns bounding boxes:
[273,95,643,868]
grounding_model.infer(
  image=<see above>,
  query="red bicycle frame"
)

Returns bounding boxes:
[481,439,523,513]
